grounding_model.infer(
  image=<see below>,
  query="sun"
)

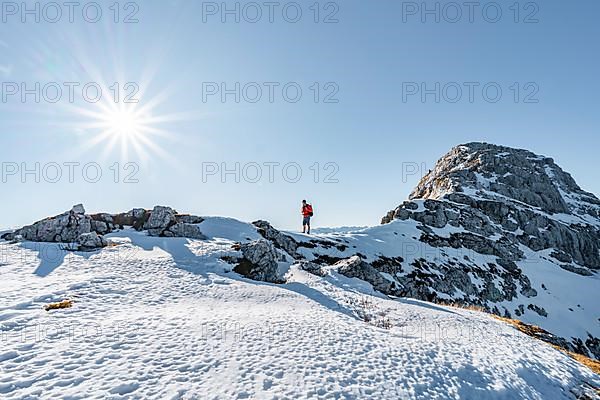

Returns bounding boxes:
[60,81,200,163]
[70,98,179,162]
[105,108,143,138]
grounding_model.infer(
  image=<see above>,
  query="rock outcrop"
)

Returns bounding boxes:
[235,240,282,283]
[144,206,177,236]
[253,220,300,257]
[296,260,326,277]
[78,232,108,251]
[7,204,93,243]
[3,205,207,245]
[336,256,403,296]
[166,223,207,240]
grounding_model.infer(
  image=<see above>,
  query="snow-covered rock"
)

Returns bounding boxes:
[166,223,207,240]
[295,260,326,277]
[336,256,403,296]
[382,143,600,270]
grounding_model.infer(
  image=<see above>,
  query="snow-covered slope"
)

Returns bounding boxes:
[1,142,599,398]
[288,217,599,350]
[0,223,598,399]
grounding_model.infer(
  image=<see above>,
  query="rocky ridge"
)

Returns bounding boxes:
[1,205,206,251]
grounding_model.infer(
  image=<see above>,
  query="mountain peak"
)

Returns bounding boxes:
[382,142,600,271]
[410,142,600,219]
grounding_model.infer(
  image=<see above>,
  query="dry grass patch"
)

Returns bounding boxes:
[566,351,600,376]
[44,299,74,312]
[438,301,486,313]
[345,295,393,329]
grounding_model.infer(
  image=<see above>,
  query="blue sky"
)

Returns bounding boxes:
[1,0,598,230]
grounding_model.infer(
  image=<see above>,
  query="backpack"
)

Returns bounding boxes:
[306,204,314,217]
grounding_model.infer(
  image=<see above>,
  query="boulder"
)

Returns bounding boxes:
[167,223,207,240]
[297,260,326,277]
[113,208,149,230]
[176,214,204,224]
[91,219,110,234]
[144,206,177,236]
[336,256,402,296]
[252,220,300,258]
[16,206,93,243]
[235,240,282,283]
[77,232,107,250]
[71,204,85,214]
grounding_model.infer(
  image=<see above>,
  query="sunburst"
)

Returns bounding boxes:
[6,17,204,165]
[63,82,195,164]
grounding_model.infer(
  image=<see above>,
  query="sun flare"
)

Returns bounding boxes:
[60,79,198,163]
[70,97,181,163]
[105,109,142,137]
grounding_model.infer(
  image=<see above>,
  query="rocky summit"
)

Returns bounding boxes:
[382,142,600,273]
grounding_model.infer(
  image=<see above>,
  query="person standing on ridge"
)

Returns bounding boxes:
[301,200,313,234]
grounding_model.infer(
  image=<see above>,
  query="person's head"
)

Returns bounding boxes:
[302,200,307,205]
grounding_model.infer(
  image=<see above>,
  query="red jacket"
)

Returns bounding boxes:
[302,204,313,217]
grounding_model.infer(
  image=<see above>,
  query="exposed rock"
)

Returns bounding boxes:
[527,304,548,318]
[586,336,600,360]
[312,254,345,265]
[1,231,16,241]
[91,220,110,235]
[371,255,404,275]
[420,232,523,261]
[253,220,300,257]
[167,223,207,240]
[296,260,326,277]
[558,263,593,276]
[15,205,93,243]
[77,232,107,250]
[144,206,177,236]
[71,204,85,214]
[9,205,209,243]
[112,208,149,230]
[176,214,204,224]
[90,213,116,235]
[383,143,600,270]
[235,240,282,283]
[336,256,403,296]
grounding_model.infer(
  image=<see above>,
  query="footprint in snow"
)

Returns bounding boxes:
[109,382,140,395]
